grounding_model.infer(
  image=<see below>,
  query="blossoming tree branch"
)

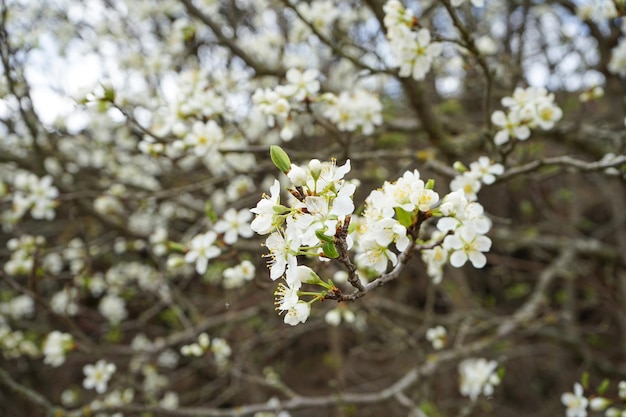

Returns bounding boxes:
[0,0,625,416]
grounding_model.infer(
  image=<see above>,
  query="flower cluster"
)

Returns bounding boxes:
[354,169,438,273]
[419,189,493,283]
[319,90,383,135]
[561,379,626,417]
[294,1,340,39]
[250,147,356,325]
[458,358,501,401]
[222,260,256,289]
[450,156,504,201]
[352,167,493,284]
[7,172,59,222]
[252,68,383,139]
[426,325,447,350]
[183,208,253,275]
[180,333,232,367]
[180,333,211,357]
[89,387,135,416]
[577,1,618,24]
[252,147,497,324]
[324,304,356,327]
[491,86,563,146]
[4,235,45,276]
[252,68,320,141]
[383,0,442,80]
[42,331,74,367]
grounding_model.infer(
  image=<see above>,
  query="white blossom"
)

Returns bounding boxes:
[561,383,589,417]
[83,360,117,394]
[459,358,500,401]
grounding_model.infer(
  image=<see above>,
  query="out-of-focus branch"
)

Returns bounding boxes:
[498,154,626,182]
[98,248,574,417]
[0,2,44,170]
[0,366,57,415]
[279,0,392,77]
[179,0,280,77]
[108,306,261,356]
[439,0,494,129]
[99,365,420,417]
[492,228,619,262]
[363,0,450,154]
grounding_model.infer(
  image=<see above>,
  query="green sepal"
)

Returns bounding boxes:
[270,145,291,173]
[272,204,290,214]
[322,242,339,258]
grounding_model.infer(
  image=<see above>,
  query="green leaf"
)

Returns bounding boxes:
[395,207,414,228]
[315,228,335,244]
[322,242,339,258]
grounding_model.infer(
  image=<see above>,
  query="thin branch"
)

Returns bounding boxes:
[497,154,626,182]
[0,366,57,414]
[179,0,279,77]
[439,0,494,129]
[279,0,391,77]
[96,248,574,417]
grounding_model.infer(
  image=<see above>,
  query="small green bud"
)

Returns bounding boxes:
[590,397,611,411]
[453,161,467,172]
[425,178,435,190]
[322,242,339,258]
[597,379,610,395]
[270,145,291,173]
[205,201,218,222]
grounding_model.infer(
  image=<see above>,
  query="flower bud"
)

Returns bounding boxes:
[325,309,341,326]
[270,145,291,173]
[309,159,322,180]
[590,397,611,411]
[453,161,467,172]
[296,265,321,284]
[287,164,307,186]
